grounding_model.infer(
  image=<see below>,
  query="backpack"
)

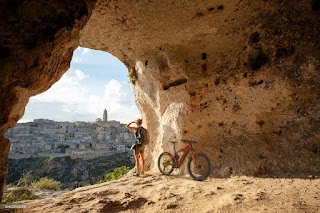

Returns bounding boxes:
[135,126,149,145]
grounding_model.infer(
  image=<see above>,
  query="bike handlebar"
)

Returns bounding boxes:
[170,139,197,151]
[170,139,197,145]
[180,139,197,144]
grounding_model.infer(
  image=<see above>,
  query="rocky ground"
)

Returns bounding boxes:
[19,172,320,213]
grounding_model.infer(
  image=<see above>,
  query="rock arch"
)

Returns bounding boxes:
[1,0,320,201]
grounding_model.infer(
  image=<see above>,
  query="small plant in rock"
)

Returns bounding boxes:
[31,177,61,190]
[128,67,138,84]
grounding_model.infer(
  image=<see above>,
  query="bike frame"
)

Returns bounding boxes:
[172,143,192,167]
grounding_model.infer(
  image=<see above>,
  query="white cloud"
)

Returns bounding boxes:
[74,69,88,80]
[23,71,139,123]
[72,47,90,63]
[19,47,140,124]
[18,119,32,123]
[81,48,90,55]
[32,69,88,103]
[99,79,140,122]
[62,104,72,113]
[73,57,82,63]
[81,79,140,123]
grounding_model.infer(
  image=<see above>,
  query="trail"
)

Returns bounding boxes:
[22,173,320,213]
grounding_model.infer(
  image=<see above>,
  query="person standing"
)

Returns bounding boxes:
[126,119,145,175]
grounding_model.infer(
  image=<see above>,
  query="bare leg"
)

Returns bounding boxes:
[140,152,145,173]
[135,153,141,174]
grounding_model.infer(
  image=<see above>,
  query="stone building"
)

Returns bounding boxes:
[103,109,108,122]
[5,109,135,159]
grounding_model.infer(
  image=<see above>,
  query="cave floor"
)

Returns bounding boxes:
[20,173,320,213]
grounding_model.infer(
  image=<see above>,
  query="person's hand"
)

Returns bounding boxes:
[128,121,135,127]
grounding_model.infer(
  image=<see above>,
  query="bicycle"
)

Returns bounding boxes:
[157,139,211,181]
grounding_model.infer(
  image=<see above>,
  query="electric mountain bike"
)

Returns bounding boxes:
[158,139,211,181]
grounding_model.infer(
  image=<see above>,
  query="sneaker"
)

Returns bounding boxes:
[133,172,140,176]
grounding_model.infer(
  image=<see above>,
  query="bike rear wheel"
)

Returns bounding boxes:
[187,153,211,181]
[158,152,174,175]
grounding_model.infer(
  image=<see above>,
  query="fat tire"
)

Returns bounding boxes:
[158,152,174,175]
[187,153,211,181]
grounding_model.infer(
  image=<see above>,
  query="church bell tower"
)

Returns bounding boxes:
[103,109,108,122]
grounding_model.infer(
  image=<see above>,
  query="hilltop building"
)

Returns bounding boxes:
[103,109,108,122]
[5,109,134,159]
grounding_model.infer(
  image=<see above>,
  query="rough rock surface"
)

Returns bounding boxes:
[80,0,320,176]
[22,174,320,213]
[0,0,97,202]
[1,0,320,202]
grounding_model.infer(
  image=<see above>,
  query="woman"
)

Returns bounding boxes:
[126,119,145,175]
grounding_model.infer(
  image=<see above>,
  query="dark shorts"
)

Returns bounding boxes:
[132,144,144,155]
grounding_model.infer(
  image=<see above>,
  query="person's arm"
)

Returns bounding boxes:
[126,121,138,131]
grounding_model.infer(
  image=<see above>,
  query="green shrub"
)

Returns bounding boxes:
[16,173,34,188]
[29,157,50,170]
[2,187,38,203]
[97,166,130,184]
[31,177,61,190]
[128,67,137,84]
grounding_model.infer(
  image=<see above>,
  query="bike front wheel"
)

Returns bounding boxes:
[187,153,211,181]
[158,152,174,175]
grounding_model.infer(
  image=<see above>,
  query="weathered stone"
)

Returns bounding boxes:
[0,0,97,202]
[79,0,320,175]
[1,0,320,201]
[0,137,10,202]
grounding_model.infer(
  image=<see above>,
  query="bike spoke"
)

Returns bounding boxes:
[188,153,211,181]
[158,152,174,175]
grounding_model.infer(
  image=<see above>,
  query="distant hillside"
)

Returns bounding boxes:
[6,153,134,189]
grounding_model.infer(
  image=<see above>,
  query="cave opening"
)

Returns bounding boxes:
[19,47,139,123]
[4,47,139,189]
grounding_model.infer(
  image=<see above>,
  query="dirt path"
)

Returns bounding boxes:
[21,174,320,213]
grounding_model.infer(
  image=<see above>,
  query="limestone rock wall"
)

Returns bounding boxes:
[0,0,97,202]
[80,0,320,176]
[1,0,320,201]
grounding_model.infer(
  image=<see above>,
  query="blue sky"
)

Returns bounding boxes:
[19,47,140,124]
